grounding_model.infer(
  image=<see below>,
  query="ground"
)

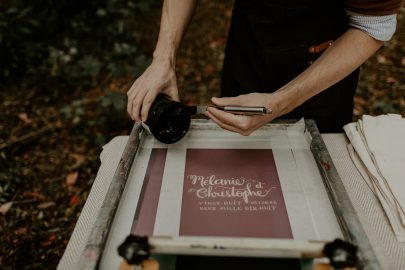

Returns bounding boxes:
[0,1,404,269]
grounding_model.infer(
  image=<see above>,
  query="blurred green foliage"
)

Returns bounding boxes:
[0,0,155,92]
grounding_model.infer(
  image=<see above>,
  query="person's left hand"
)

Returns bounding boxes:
[205,93,281,136]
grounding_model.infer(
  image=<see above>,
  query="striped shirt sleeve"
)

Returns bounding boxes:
[347,13,398,41]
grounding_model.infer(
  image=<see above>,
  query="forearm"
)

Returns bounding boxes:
[127,0,197,121]
[274,28,383,115]
[153,0,198,64]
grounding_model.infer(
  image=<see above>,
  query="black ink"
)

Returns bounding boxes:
[145,93,192,144]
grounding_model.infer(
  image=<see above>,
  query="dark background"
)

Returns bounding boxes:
[0,1,404,269]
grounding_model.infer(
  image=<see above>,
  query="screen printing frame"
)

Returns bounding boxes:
[77,119,380,270]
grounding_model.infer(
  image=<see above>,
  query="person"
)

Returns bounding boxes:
[127,0,402,133]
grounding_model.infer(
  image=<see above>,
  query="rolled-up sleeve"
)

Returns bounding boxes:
[345,0,402,41]
[348,13,398,41]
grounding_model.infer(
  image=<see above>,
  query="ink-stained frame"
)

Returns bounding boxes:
[77,119,380,270]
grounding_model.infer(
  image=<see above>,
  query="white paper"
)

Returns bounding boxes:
[344,114,405,242]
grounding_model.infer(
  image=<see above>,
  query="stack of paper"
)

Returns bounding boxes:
[344,114,405,242]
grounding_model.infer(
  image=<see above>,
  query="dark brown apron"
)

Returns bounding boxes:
[221,0,359,132]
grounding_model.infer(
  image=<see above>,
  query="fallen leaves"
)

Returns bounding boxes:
[40,234,57,248]
[208,38,225,49]
[377,55,387,64]
[15,227,28,235]
[69,195,80,206]
[18,113,33,124]
[65,172,79,186]
[385,77,398,84]
[0,201,13,215]
[23,191,46,201]
[70,153,86,168]
[37,202,56,210]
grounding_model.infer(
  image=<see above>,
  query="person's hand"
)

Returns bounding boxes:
[205,93,285,136]
[127,59,179,122]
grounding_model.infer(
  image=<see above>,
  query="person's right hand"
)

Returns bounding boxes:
[127,58,179,122]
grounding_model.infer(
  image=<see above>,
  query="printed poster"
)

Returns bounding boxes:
[180,149,292,238]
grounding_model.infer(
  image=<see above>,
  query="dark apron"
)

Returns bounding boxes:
[177,1,354,269]
[221,0,359,133]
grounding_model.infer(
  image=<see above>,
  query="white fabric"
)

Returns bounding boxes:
[347,13,397,41]
[344,114,405,242]
[57,136,129,270]
[324,134,404,270]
